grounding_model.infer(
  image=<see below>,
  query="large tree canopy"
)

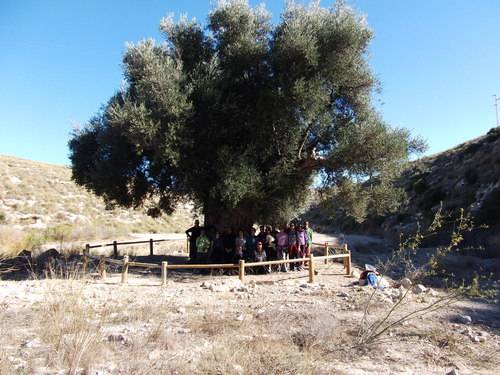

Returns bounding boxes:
[69,0,424,228]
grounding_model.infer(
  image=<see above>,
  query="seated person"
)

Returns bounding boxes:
[254,241,269,274]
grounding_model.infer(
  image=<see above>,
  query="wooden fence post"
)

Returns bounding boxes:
[149,239,154,256]
[98,255,107,280]
[324,242,328,264]
[82,245,90,274]
[121,255,129,284]
[113,241,118,258]
[239,260,245,284]
[308,254,315,283]
[161,261,168,286]
[346,250,352,276]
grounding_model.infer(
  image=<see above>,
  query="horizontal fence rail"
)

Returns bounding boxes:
[86,237,186,258]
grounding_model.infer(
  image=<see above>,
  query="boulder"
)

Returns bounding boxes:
[456,314,472,325]
[400,278,412,289]
[413,284,427,294]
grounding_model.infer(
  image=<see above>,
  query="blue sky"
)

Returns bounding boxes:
[1,0,499,165]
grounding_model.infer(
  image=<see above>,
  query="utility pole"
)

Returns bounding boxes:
[494,94,500,126]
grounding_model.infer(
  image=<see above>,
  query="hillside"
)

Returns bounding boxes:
[368,127,500,255]
[0,155,196,254]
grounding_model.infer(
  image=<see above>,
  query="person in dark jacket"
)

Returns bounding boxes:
[185,219,201,262]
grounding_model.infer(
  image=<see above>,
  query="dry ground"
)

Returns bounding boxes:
[0,247,498,374]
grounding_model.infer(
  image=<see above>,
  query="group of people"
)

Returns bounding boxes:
[185,220,314,272]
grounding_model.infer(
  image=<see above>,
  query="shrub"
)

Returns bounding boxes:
[486,126,500,142]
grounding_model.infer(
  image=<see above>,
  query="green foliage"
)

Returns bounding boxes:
[69,1,422,226]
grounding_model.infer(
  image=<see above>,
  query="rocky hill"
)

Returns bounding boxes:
[0,155,196,254]
[370,127,500,255]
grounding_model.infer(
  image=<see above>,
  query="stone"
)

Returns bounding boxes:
[351,269,361,279]
[338,291,350,298]
[107,334,127,344]
[413,284,427,294]
[235,314,245,321]
[148,350,162,360]
[22,338,42,349]
[456,314,472,325]
[400,278,412,289]
[446,369,459,375]
[177,307,186,314]
[471,335,481,343]
[428,288,438,297]
[378,277,389,289]
[200,281,211,289]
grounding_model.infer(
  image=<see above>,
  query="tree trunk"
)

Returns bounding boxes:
[203,202,254,232]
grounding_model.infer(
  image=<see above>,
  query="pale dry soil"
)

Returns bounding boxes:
[0,234,499,374]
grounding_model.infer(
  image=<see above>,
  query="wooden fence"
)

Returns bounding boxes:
[89,242,351,286]
[85,237,187,258]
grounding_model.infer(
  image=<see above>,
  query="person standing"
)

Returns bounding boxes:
[185,219,201,263]
[276,225,289,272]
[297,225,307,271]
[245,227,258,260]
[196,229,211,263]
[288,223,299,271]
[304,221,313,257]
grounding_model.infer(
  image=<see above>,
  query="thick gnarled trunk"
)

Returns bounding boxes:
[203,203,254,232]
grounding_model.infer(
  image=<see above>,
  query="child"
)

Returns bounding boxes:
[254,241,268,274]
